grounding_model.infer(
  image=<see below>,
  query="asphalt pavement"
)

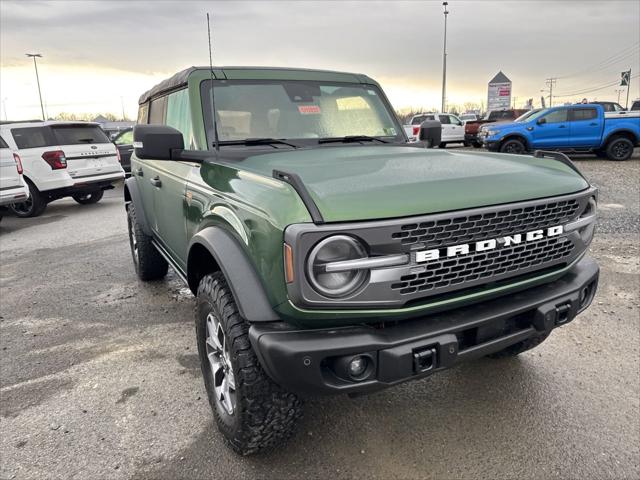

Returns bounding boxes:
[1,151,638,480]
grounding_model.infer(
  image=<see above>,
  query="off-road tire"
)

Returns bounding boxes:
[126,203,168,281]
[499,138,527,154]
[487,332,550,358]
[605,136,634,161]
[73,190,104,205]
[196,272,302,455]
[9,180,47,218]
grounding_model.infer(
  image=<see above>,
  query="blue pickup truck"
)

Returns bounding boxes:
[479,104,639,161]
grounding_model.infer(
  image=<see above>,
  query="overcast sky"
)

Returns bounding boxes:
[1,0,638,119]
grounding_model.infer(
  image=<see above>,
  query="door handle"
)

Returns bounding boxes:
[150,176,162,188]
[135,167,143,176]
[589,122,598,126]
[558,125,567,128]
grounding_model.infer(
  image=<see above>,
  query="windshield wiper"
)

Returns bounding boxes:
[318,135,389,144]
[218,138,300,148]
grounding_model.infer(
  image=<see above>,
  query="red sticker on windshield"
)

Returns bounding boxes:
[298,105,321,115]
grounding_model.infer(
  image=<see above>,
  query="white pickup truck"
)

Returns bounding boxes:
[403,112,466,147]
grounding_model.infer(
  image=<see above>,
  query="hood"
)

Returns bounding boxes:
[237,146,589,223]
[484,120,519,130]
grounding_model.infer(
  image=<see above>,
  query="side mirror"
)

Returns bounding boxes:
[418,119,442,148]
[133,124,184,160]
[536,118,547,125]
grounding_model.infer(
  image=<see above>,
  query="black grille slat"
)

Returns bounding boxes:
[391,237,574,296]
[391,199,580,247]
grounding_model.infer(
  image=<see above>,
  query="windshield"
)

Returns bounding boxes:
[514,109,540,122]
[201,80,402,145]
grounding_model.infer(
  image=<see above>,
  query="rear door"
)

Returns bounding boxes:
[0,135,21,190]
[50,124,121,180]
[569,107,601,147]
[530,108,570,148]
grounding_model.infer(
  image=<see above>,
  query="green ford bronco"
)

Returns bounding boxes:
[125,67,599,454]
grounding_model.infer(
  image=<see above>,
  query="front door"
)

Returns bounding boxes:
[530,108,570,148]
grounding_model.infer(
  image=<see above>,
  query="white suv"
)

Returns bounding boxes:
[403,112,466,146]
[0,134,29,221]
[0,121,125,217]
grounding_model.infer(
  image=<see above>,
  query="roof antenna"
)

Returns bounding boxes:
[207,13,220,152]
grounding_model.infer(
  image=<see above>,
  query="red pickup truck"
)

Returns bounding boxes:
[465,109,528,147]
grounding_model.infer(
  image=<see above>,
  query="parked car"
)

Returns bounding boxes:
[0,134,29,221]
[112,128,133,174]
[404,112,465,146]
[124,66,599,454]
[459,113,478,123]
[590,101,625,112]
[0,121,125,217]
[479,104,640,160]
[465,109,529,147]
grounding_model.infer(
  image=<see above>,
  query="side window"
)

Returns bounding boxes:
[541,109,568,124]
[0,135,8,149]
[166,89,195,149]
[114,130,133,145]
[570,108,597,121]
[438,115,451,124]
[137,103,149,124]
[449,115,462,126]
[148,96,167,124]
[11,127,54,149]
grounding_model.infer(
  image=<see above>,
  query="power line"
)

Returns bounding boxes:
[554,73,638,97]
[555,42,639,79]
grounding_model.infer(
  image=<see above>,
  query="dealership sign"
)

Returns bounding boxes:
[487,71,512,110]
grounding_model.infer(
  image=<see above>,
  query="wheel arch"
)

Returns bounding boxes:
[499,134,530,150]
[187,227,280,322]
[123,177,152,236]
[603,129,638,146]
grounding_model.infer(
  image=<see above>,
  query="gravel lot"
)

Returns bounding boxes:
[1,151,638,480]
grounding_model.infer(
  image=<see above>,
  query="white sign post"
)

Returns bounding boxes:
[487,72,512,111]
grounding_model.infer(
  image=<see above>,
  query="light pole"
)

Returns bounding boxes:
[615,89,624,104]
[2,98,7,121]
[441,2,449,113]
[26,53,45,120]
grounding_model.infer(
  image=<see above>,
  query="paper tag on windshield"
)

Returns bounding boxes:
[298,105,321,115]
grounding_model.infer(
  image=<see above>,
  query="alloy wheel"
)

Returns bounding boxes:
[205,312,236,415]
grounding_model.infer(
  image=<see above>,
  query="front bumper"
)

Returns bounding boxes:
[250,256,599,396]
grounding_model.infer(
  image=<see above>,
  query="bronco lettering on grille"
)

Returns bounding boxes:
[415,225,564,263]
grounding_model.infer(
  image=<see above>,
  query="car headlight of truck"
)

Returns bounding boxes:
[486,129,500,136]
[306,235,369,298]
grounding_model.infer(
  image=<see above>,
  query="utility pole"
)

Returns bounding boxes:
[441,2,449,113]
[512,96,517,109]
[2,98,7,121]
[26,53,45,121]
[625,69,631,109]
[545,77,557,107]
[615,89,624,104]
[120,96,126,121]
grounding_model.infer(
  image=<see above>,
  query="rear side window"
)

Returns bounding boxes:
[166,88,195,149]
[149,96,167,124]
[51,125,110,145]
[0,136,8,148]
[438,115,451,124]
[137,103,149,124]
[571,108,597,121]
[11,127,54,149]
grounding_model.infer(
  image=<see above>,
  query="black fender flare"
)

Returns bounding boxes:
[123,177,152,236]
[188,227,280,322]
[500,134,530,150]
[603,129,638,147]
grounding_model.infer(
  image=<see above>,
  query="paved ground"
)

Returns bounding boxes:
[1,151,639,480]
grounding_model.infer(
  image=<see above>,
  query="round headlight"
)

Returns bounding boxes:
[306,235,368,298]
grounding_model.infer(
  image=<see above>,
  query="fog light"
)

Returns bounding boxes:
[348,356,367,378]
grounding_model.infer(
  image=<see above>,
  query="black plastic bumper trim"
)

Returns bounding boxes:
[249,256,599,396]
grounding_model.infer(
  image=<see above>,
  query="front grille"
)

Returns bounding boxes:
[391,236,575,296]
[391,199,580,247]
